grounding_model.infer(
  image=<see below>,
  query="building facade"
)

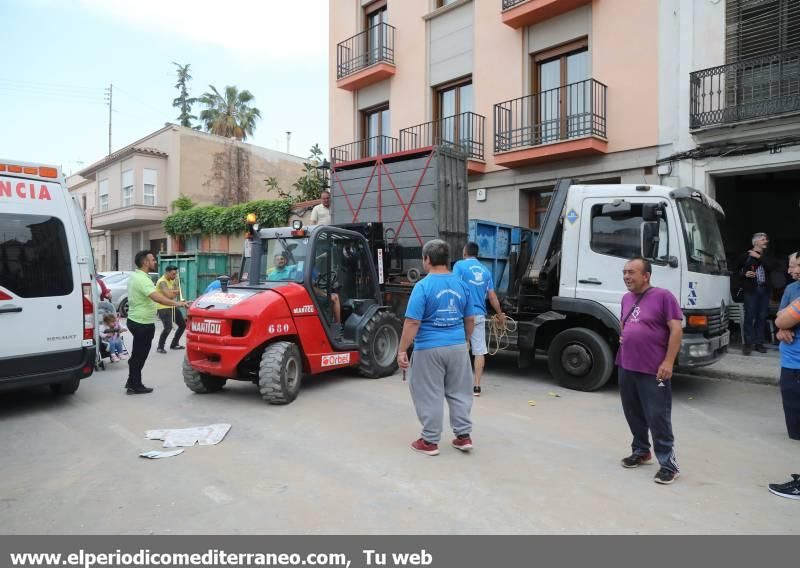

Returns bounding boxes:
[329,0,661,229]
[658,0,800,263]
[69,124,306,271]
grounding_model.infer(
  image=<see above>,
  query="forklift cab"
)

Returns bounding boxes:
[305,226,382,346]
[244,223,382,348]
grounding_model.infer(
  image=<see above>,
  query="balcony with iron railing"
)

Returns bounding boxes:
[398,112,486,172]
[501,0,592,29]
[493,78,608,167]
[336,22,396,91]
[330,135,400,164]
[690,49,800,130]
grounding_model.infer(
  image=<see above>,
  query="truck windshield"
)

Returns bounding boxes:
[260,237,309,282]
[676,199,727,275]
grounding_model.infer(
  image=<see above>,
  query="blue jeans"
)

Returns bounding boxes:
[618,367,679,473]
[107,337,124,355]
[743,286,770,345]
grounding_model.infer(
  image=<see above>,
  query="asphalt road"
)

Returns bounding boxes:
[0,340,797,534]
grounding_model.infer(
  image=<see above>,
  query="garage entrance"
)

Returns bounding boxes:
[713,169,800,346]
[714,169,800,272]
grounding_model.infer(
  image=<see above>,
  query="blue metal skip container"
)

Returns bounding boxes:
[468,219,538,296]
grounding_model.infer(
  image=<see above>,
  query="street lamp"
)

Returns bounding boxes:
[316,158,331,190]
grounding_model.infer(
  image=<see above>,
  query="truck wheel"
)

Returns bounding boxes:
[548,328,613,392]
[50,377,80,395]
[358,311,401,378]
[182,356,226,393]
[258,341,302,404]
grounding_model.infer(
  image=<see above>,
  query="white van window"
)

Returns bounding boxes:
[0,213,73,298]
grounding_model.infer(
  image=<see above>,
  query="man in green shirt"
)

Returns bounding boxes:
[126,250,187,395]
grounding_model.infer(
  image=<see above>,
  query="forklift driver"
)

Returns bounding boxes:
[267,252,297,281]
[311,265,342,324]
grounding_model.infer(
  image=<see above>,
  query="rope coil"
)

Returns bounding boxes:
[487,314,518,356]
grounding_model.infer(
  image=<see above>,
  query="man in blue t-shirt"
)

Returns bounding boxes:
[397,240,479,456]
[771,255,800,499]
[453,241,506,397]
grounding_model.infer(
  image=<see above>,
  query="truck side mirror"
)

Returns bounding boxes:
[641,221,660,259]
[601,200,632,219]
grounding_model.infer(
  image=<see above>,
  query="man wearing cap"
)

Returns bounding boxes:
[155,265,186,354]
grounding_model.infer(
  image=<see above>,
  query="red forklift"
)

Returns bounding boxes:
[183,217,401,404]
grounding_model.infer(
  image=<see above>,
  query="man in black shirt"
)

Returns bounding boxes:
[736,232,774,355]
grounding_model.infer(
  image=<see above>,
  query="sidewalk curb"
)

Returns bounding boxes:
[679,368,779,386]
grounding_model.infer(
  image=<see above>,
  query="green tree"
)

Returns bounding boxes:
[292,144,326,201]
[171,193,196,212]
[172,62,198,128]
[199,85,261,141]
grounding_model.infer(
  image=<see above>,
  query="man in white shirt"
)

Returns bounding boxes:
[310,191,331,225]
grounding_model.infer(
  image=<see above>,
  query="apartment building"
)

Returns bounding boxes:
[659,0,800,262]
[69,124,305,271]
[329,0,660,229]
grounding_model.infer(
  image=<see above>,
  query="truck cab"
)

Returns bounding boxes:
[511,182,730,391]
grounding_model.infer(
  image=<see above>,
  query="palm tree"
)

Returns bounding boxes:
[171,62,198,128]
[198,85,262,141]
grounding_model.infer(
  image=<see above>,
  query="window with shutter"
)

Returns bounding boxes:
[724,0,800,120]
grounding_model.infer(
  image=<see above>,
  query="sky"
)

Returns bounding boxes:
[0,0,329,175]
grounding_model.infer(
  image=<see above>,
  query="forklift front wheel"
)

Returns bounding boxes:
[547,328,613,392]
[258,341,303,404]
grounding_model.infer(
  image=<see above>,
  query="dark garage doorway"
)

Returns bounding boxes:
[714,170,800,271]
[714,170,800,345]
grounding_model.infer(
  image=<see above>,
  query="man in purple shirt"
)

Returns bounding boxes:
[617,257,683,485]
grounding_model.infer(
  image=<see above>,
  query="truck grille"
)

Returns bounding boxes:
[707,307,728,337]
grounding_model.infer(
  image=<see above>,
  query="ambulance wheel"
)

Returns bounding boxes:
[358,311,401,378]
[548,328,613,392]
[50,377,80,395]
[182,356,226,393]
[258,341,302,404]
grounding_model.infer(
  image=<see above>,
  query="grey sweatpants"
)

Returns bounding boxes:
[409,343,473,444]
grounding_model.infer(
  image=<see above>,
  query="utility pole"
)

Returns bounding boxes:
[286,131,291,154]
[104,84,113,155]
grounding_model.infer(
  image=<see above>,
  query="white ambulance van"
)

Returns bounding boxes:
[0,160,97,395]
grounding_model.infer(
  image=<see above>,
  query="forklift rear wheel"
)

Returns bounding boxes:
[358,311,401,378]
[547,328,613,392]
[258,341,302,404]
[182,356,227,393]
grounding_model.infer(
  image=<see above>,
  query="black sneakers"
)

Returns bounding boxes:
[621,452,654,468]
[768,474,800,500]
[157,347,167,354]
[473,386,481,397]
[126,385,154,395]
[654,467,680,485]
[754,344,768,354]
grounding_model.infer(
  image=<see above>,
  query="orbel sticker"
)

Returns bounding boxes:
[321,353,350,367]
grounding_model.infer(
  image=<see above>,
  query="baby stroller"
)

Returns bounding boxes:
[96,300,128,370]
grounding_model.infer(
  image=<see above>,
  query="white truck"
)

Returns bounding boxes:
[505,179,730,390]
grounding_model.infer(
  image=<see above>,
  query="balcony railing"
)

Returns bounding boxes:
[336,22,396,80]
[330,136,400,163]
[494,78,607,153]
[398,112,486,161]
[502,0,528,9]
[690,49,800,129]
